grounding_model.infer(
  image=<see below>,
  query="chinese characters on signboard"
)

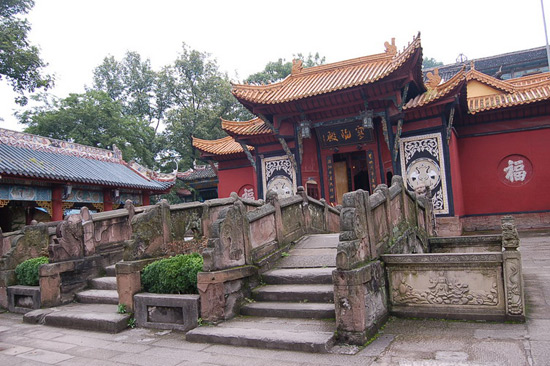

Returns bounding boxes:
[326,156,335,203]
[316,120,373,149]
[367,150,377,192]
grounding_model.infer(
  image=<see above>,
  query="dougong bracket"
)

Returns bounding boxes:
[258,113,298,172]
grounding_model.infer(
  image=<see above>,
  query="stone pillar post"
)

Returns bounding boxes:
[501,216,525,321]
[297,186,311,234]
[266,190,283,245]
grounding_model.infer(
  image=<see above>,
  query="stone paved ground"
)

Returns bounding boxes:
[0,231,548,365]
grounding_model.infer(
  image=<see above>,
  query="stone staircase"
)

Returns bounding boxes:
[186,233,338,353]
[24,265,131,333]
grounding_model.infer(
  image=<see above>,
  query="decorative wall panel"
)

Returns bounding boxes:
[399,133,449,215]
[262,156,296,199]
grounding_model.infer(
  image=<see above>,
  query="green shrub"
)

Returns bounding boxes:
[141,253,203,294]
[15,257,49,286]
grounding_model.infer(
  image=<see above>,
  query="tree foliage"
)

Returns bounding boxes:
[19,90,158,166]
[422,57,444,69]
[245,52,325,84]
[0,0,52,105]
[163,43,252,170]
[92,52,162,131]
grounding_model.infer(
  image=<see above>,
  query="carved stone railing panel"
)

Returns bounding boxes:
[381,216,525,322]
[334,175,435,345]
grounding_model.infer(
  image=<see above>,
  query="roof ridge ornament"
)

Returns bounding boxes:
[291,59,303,75]
[470,60,476,70]
[384,38,397,56]
[425,68,442,90]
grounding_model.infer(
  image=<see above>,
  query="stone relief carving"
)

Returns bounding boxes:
[399,133,449,215]
[403,138,439,162]
[432,189,444,211]
[505,259,523,315]
[392,271,499,306]
[265,158,293,180]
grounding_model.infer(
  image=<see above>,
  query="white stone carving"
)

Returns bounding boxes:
[503,160,527,183]
[399,133,449,215]
[403,138,439,163]
[265,158,293,181]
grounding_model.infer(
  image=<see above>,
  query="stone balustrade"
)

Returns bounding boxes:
[198,187,340,322]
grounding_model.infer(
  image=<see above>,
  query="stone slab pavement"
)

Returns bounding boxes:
[0,231,548,366]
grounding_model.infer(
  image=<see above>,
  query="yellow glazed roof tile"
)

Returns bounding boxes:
[232,34,422,105]
[221,117,271,136]
[192,136,253,156]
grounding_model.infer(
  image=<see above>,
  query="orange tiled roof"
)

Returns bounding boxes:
[404,69,466,110]
[468,71,550,114]
[192,136,253,156]
[465,68,515,93]
[506,72,550,87]
[232,34,422,105]
[221,117,271,136]
[405,67,550,114]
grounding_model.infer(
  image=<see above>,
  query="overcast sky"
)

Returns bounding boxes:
[1,0,547,131]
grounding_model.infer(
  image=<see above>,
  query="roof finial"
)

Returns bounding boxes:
[425,68,442,90]
[470,61,476,70]
[291,59,303,75]
[384,38,397,55]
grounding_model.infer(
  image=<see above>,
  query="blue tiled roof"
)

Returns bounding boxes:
[0,143,169,191]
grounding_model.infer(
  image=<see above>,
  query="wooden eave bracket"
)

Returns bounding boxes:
[236,139,257,172]
[257,113,298,173]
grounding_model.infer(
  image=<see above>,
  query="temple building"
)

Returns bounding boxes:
[193,34,550,235]
[0,128,176,232]
[176,164,219,202]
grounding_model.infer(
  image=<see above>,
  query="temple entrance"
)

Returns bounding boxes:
[333,151,370,204]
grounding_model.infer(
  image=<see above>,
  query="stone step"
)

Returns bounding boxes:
[24,304,129,333]
[186,316,335,353]
[262,267,334,285]
[89,276,117,290]
[252,284,334,303]
[240,301,335,319]
[276,248,337,268]
[76,289,119,305]
[105,265,116,277]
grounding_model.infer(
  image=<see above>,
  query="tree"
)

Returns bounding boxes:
[246,52,326,84]
[0,0,52,105]
[93,52,162,132]
[18,90,158,166]
[163,43,252,170]
[422,57,444,69]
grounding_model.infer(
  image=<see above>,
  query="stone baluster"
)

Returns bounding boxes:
[501,215,525,321]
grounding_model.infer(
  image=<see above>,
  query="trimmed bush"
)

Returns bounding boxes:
[15,257,49,286]
[141,253,203,294]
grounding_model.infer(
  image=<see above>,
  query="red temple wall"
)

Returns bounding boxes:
[449,130,465,216]
[401,116,442,134]
[217,161,256,199]
[458,128,550,216]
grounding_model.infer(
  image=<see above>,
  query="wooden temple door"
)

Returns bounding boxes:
[334,161,349,204]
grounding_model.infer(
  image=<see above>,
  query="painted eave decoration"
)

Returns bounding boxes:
[0,128,175,191]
